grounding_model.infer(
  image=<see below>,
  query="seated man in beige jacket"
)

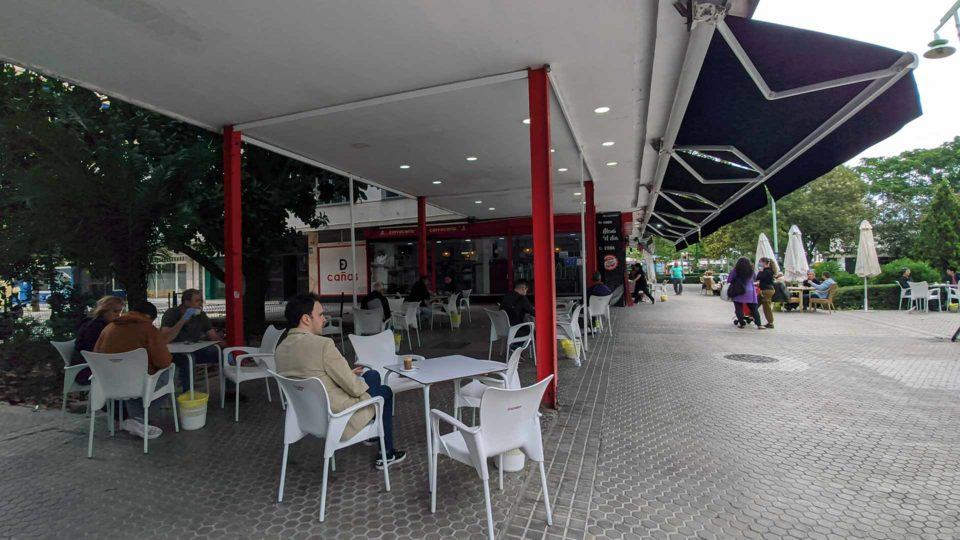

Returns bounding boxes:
[276,293,405,470]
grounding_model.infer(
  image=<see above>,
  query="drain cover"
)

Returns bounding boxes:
[724,353,778,364]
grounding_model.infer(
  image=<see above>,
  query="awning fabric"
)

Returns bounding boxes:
[652,16,921,247]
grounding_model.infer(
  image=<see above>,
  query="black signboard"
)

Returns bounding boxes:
[596,212,625,306]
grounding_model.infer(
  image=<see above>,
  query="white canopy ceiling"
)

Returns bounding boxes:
[0,1,751,219]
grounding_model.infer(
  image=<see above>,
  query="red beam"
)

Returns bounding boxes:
[585,180,597,277]
[223,126,244,346]
[417,196,428,277]
[528,67,557,408]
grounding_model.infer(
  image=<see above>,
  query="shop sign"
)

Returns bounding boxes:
[316,243,368,295]
[596,212,626,305]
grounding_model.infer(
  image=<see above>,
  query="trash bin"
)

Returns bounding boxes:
[177,391,209,430]
[450,312,462,328]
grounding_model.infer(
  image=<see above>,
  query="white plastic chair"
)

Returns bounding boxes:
[556,305,585,366]
[431,293,461,330]
[454,341,527,421]
[946,285,960,312]
[393,302,422,350]
[458,289,473,322]
[587,295,613,335]
[484,308,511,360]
[353,307,387,336]
[897,282,912,310]
[386,296,405,315]
[51,339,90,424]
[507,322,537,365]
[430,376,555,540]
[349,330,425,415]
[608,285,624,308]
[270,371,390,522]
[220,325,285,422]
[81,348,178,457]
[322,316,345,350]
[909,281,941,312]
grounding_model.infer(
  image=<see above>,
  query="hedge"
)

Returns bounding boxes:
[832,283,901,310]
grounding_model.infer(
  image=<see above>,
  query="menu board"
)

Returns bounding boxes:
[596,212,626,306]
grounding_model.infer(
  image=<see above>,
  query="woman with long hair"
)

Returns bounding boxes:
[72,295,125,383]
[727,257,764,329]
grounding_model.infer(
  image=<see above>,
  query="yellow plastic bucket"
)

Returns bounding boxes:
[450,312,462,328]
[176,391,209,431]
[560,339,577,359]
[660,295,669,302]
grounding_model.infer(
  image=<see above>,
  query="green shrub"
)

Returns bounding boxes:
[812,260,859,287]
[833,283,901,310]
[876,258,939,284]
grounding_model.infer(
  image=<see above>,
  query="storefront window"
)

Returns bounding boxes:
[513,234,582,295]
[369,242,419,294]
[148,262,187,299]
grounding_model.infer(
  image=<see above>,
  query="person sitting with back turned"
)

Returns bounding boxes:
[360,281,391,322]
[275,293,406,469]
[810,271,837,299]
[160,289,225,394]
[405,275,432,320]
[94,301,172,440]
[587,272,612,301]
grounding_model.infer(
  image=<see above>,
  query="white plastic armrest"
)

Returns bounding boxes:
[145,364,175,396]
[64,363,87,375]
[430,409,480,435]
[330,395,383,418]
[222,346,257,365]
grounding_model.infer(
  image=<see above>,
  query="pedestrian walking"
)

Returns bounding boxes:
[629,264,655,304]
[757,257,776,329]
[670,263,684,295]
[727,257,764,330]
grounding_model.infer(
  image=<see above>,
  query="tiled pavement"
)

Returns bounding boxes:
[2,296,959,539]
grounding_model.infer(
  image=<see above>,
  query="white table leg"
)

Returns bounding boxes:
[423,384,432,490]
[188,353,195,400]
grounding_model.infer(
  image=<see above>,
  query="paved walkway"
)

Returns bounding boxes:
[2,296,959,539]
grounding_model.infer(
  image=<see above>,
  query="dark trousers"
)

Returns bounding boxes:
[362,370,395,452]
[633,284,655,303]
[172,345,220,393]
[734,302,762,328]
[671,278,683,294]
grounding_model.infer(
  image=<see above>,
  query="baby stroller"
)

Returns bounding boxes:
[731,285,761,326]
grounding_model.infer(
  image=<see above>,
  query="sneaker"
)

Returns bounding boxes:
[375,449,407,470]
[756,325,766,330]
[122,419,162,439]
[765,323,775,329]
[362,437,379,447]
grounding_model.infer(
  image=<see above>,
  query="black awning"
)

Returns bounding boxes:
[651,15,921,247]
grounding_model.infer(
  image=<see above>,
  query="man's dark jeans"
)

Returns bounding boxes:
[172,345,220,393]
[671,278,683,295]
[362,370,395,452]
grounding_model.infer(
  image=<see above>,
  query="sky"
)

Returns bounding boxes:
[753,0,959,163]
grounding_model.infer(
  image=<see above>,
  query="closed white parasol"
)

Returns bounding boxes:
[755,233,780,274]
[855,220,882,311]
[783,225,809,283]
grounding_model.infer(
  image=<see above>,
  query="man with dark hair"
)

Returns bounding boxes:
[499,279,535,327]
[810,271,836,299]
[276,294,406,469]
[94,300,173,440]
[587,272,612,301]
[360,282,391,322]
[161,288,224,393]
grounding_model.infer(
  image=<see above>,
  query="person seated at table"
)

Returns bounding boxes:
[587,272,612,301]
[73,295,125,385]
[810,271,837,299]
[93,301,172,440]
[405,275,432,320]
[360,281,391,322]
[946,268,957,286]
[441,275,461,297]
[160,289,224,394]
[500,279,535,326]
[896,268,911,290]
[276,293,406,469]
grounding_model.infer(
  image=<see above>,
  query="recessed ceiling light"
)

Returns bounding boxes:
[432,180,442,185]
[573,192,582,196]
[522,118,530,125]
[602,141,615,147]
[400,164,410,169]
[498,237,505,240]
[466,156,478,161]
[569,233,576,236]
[594,106,610,114]
[475,200,482,204]
[550,148,555,153]
[558,168,568,172]
[406,242,412,245]
[488,207,496,211]
[436,240,442,243]
[465,239,472,242]
[606,161,618,166]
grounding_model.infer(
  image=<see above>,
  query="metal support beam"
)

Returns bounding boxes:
[349,176,358,307]
[585,180,597,276]
[236,69,529,131]
[579,154,589,354]
[223,126,244,346]
[417,197,428,277]
[429,182,581,201]
[528,66,558,408]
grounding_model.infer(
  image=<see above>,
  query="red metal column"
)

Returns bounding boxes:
[417,196,428,277]
[506,233,514,291]
[528,67,557,408]
[585,180,597,277]
[223,126,244,346]
[621,211,634,306]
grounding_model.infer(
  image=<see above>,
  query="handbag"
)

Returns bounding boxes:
[720,282,730,301]
[727,278,745,299]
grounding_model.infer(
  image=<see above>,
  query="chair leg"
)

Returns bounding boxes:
[108,400,115,437]
[379,420,391,492]
[61,387,69,427]
[415,327,421,347]
[142,402,149,454]
[319,456,330,522]
[265,378,272,403]
[482,478,496,540]
[277,379,286,410]
[171,391,179,432]
[331,454,336,471]
[234,380,240,423]
[488,340,493,360]
[219,364,226,409]
[539,461,554,526]
[498,454,504,491]
[87,406,96,458]
[392,393,397,417]
[430,449,438,513]
[278,443,289,502]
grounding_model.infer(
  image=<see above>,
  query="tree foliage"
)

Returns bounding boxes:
[916,180,960,272]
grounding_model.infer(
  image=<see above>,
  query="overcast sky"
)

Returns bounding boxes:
[753,0,959,162]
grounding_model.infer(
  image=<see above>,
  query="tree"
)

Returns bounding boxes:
[917,180,960,272]
[855,137,960,258]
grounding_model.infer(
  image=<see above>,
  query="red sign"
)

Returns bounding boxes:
[603,254,618,271]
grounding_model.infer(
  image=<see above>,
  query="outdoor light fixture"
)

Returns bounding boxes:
[602,141,615,147]
[475,200,482,204]
[466,156,478,161]
[400,164,410,169]
[594,106,610,114]
[550,148,555,153]
[432,180,442,184]
[522,118,531,125]
[606,161,618,166]
[558,168,568,172]
[924,34,956,58]
[573,191,582,196]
